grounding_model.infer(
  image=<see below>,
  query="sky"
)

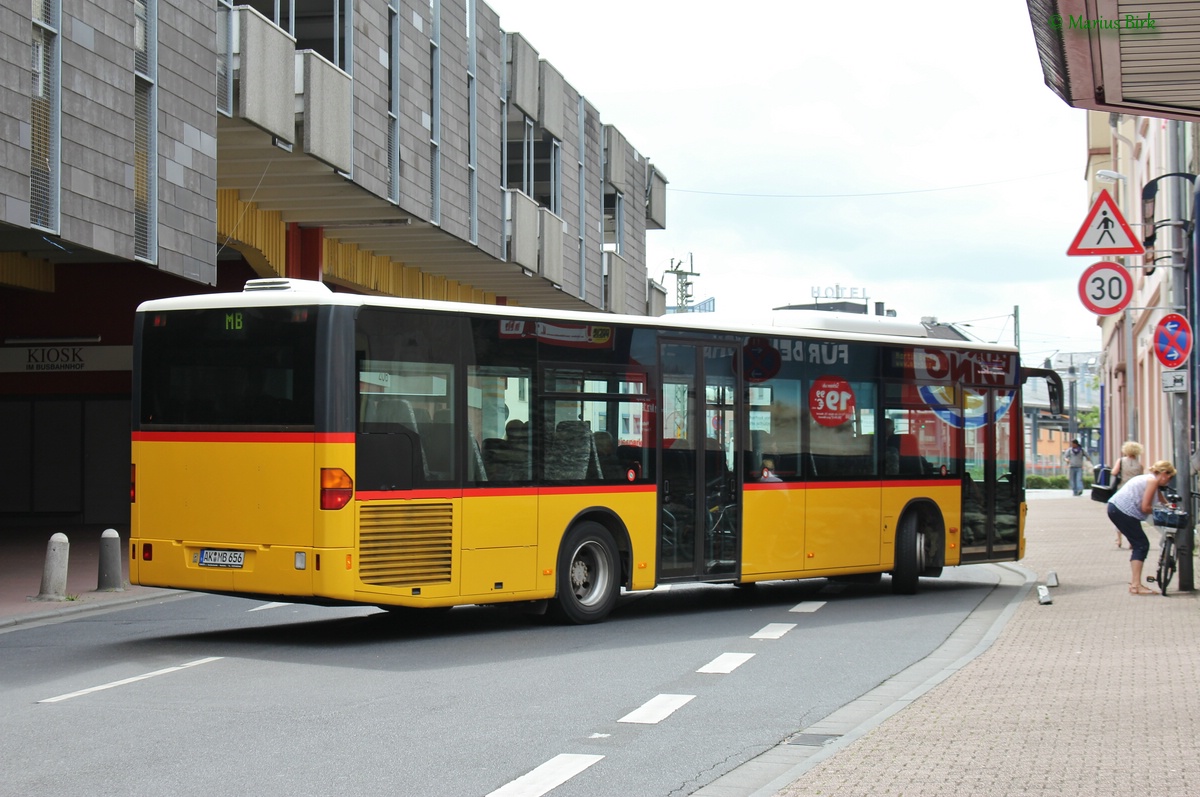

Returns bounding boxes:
[489,0,1099,365]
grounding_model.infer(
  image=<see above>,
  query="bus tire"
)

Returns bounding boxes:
[549,522,619,624]
[892,513,923,595]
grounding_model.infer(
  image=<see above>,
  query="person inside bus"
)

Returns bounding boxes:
[882,419,901,475]
[1106,459,1176,595]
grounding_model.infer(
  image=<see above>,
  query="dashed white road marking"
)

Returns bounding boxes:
[751,622,796,639]
[39,657,224,704]
[697,652,755,673]
[485,753,604,797]
[248,601,291,612]
[618,693,696,724]
[790,601,826,613]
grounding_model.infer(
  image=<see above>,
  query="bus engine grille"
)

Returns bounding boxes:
[358,503,454,587]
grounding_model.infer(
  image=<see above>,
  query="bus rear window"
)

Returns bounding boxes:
[138,307,317,427]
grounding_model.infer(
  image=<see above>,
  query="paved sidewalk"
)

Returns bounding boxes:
[0,525,178,629]
[764,493,1200,797]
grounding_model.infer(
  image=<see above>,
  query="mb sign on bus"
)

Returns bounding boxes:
[1066,189,1144,256]
[1077,261,1133,315]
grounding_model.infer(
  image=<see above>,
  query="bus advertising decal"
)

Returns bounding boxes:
[906,347,1016,385]
[915,385,1015,430]
[498,320,614,348]
[809,376,855,427]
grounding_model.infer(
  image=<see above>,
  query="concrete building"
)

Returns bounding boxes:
[0,0,667,526]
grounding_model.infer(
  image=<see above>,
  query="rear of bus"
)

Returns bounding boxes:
[129,282,360,602]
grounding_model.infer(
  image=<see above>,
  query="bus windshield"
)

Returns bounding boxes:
[138,306,318,428]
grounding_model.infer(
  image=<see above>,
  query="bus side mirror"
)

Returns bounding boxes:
[1021,367,1064,416]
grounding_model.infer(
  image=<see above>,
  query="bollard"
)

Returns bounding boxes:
[97,528,125,592]
[36,532,70,601]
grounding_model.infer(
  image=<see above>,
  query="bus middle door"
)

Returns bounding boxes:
[658,341,740,581]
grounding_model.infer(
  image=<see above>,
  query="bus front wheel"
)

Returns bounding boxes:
[891,513,924,595]
[550,522,619,624]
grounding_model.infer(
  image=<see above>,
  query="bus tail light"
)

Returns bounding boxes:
[130,464,136,503]
[142,543,153,561]
[320,468,353,510]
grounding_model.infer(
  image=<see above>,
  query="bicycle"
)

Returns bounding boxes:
[1147,487,1188,596]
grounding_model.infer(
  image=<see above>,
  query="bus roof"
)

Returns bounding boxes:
[136,278,1015,354]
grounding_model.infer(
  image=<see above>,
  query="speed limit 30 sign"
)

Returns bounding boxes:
[1078,261,1133,315]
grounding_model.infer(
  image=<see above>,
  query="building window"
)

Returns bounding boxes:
[576,98,587,299]
[603,190,624,255]
[30,0,60,232]
[216,0,233,115]
[387,0,400,204]
[134,0,158,263]
[429,0,442,225]
[466,0,478,243]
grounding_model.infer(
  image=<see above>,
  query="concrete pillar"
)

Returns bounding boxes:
[36,532,69,601]
[97,528,124,592]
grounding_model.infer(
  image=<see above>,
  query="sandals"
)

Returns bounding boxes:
[1129,584,1155,595]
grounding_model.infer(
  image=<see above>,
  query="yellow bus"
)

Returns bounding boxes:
[130,278,1062,623]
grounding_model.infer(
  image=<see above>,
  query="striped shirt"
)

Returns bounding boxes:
[1109,473,1157,520]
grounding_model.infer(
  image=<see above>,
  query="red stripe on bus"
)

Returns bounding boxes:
[132,431,355,443]
[356,484,657,501]
[745,479,959,492]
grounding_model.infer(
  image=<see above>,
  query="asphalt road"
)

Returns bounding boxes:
[1,568,1005,797]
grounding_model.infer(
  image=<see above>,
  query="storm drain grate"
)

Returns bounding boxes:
[785,733,841,746]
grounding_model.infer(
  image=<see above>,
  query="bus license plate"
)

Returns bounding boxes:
[199,549,244,568]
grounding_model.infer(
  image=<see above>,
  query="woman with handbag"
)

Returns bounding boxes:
[1111,441,1144,548]
[1106,459,1175,594]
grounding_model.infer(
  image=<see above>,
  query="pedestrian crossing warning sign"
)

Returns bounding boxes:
[1067,189,1144,256]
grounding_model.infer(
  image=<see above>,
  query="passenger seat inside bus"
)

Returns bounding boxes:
[545,420,595,481]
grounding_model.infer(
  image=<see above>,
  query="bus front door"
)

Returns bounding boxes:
[959,387,1021,563]
[658,341,740,581]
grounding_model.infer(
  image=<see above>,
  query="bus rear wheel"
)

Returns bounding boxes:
[549,522,619,624]
[891,513,924,595]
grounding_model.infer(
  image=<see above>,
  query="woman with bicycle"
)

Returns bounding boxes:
[1106,460,1176,595]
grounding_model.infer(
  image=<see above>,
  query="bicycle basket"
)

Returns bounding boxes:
[1152,507,1189,528]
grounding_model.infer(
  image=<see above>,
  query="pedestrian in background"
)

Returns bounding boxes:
[1111,440,1144,548]
[1063,439,1092,496]
[1106,459,1175,595]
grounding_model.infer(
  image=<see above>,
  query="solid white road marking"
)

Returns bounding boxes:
[697,652,755,673]
[248,601,291,612]
[618,693,696,724]
[39,657,224,704]
[789,601,826,613]
[751,622,796,639]
[485,753,604,797]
